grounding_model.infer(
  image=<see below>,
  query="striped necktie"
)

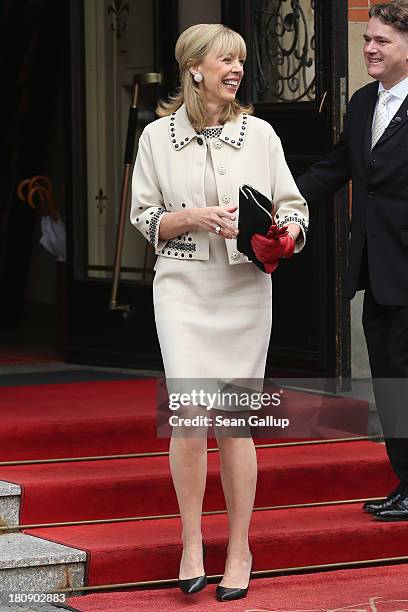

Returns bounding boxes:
[371,90,391,149]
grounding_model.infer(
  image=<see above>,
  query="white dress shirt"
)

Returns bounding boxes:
[374,75,408,127]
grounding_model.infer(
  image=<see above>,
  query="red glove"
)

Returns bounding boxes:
[251,224,295,274]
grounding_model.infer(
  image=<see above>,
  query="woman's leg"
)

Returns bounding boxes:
[216,432,256,587]
[169,413,208,579]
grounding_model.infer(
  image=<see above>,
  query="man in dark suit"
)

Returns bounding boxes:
[296,1,408,521]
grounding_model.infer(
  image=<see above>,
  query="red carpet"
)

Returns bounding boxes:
[0,379,367,460]
[0,380,163,459]
[26,503,408,584]
[68,563,408,611]
[1,441,396,524]
[0,377,402,595]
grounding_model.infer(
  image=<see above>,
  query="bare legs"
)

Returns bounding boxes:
[169,414,256,587]
[169,430,207,579]
[216,434,256,587]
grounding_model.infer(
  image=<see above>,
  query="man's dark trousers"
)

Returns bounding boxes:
[361,268,408,495]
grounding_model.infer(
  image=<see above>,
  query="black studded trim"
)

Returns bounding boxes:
[169,110,248,150]
[166,240,197,253]
[219,113,248,149]
[168,113,196,151]
[276,215,308,235]
[148,208,167,246]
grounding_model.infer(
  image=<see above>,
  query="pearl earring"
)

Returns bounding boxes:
[193,72,203,83]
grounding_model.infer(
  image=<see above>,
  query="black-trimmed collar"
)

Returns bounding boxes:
[169,103,248,151]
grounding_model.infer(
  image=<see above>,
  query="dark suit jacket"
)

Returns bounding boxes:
[296,81,408,306]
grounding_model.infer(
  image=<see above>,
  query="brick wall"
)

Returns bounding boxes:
[348,0,386,22]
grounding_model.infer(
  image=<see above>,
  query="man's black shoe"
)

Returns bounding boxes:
[374,495,408,522]
[362,491,403,514]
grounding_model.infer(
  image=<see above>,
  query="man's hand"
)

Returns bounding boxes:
[251,224,295,273]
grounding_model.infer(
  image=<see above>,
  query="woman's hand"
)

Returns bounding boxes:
[187,206,238,239]
[251,224,295,274]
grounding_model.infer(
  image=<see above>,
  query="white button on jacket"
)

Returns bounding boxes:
[130,103,309,265]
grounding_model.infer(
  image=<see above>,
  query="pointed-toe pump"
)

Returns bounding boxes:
[216,555,252,602]
[178,542,207,594]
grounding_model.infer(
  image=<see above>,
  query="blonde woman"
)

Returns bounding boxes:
[131,24,308,602]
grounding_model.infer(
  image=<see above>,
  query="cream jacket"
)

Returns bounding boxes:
[130,103,308,265]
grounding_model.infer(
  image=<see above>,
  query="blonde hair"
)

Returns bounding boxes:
[156,23,253,132]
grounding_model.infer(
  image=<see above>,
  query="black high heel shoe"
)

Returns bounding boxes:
[216,554,252,602]
[178,542,207,594]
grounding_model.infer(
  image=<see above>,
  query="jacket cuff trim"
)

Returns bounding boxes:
[276,215,308,235]
[149,208,167,247]
[166,239,197,255]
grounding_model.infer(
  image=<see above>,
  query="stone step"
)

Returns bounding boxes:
[0,603,61,611]
[0,533,85,595]
[0,481,21,528]
[0,606,60,611]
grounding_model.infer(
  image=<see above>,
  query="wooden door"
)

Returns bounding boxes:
[222,0,350,378]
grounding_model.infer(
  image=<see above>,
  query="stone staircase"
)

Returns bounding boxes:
[0,481,85,597]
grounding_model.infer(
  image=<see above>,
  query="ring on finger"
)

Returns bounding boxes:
[215,225,222,235]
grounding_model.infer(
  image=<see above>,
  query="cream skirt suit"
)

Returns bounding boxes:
[131,105,308,385]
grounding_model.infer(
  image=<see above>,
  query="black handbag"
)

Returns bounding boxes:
[237,184,274,271]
